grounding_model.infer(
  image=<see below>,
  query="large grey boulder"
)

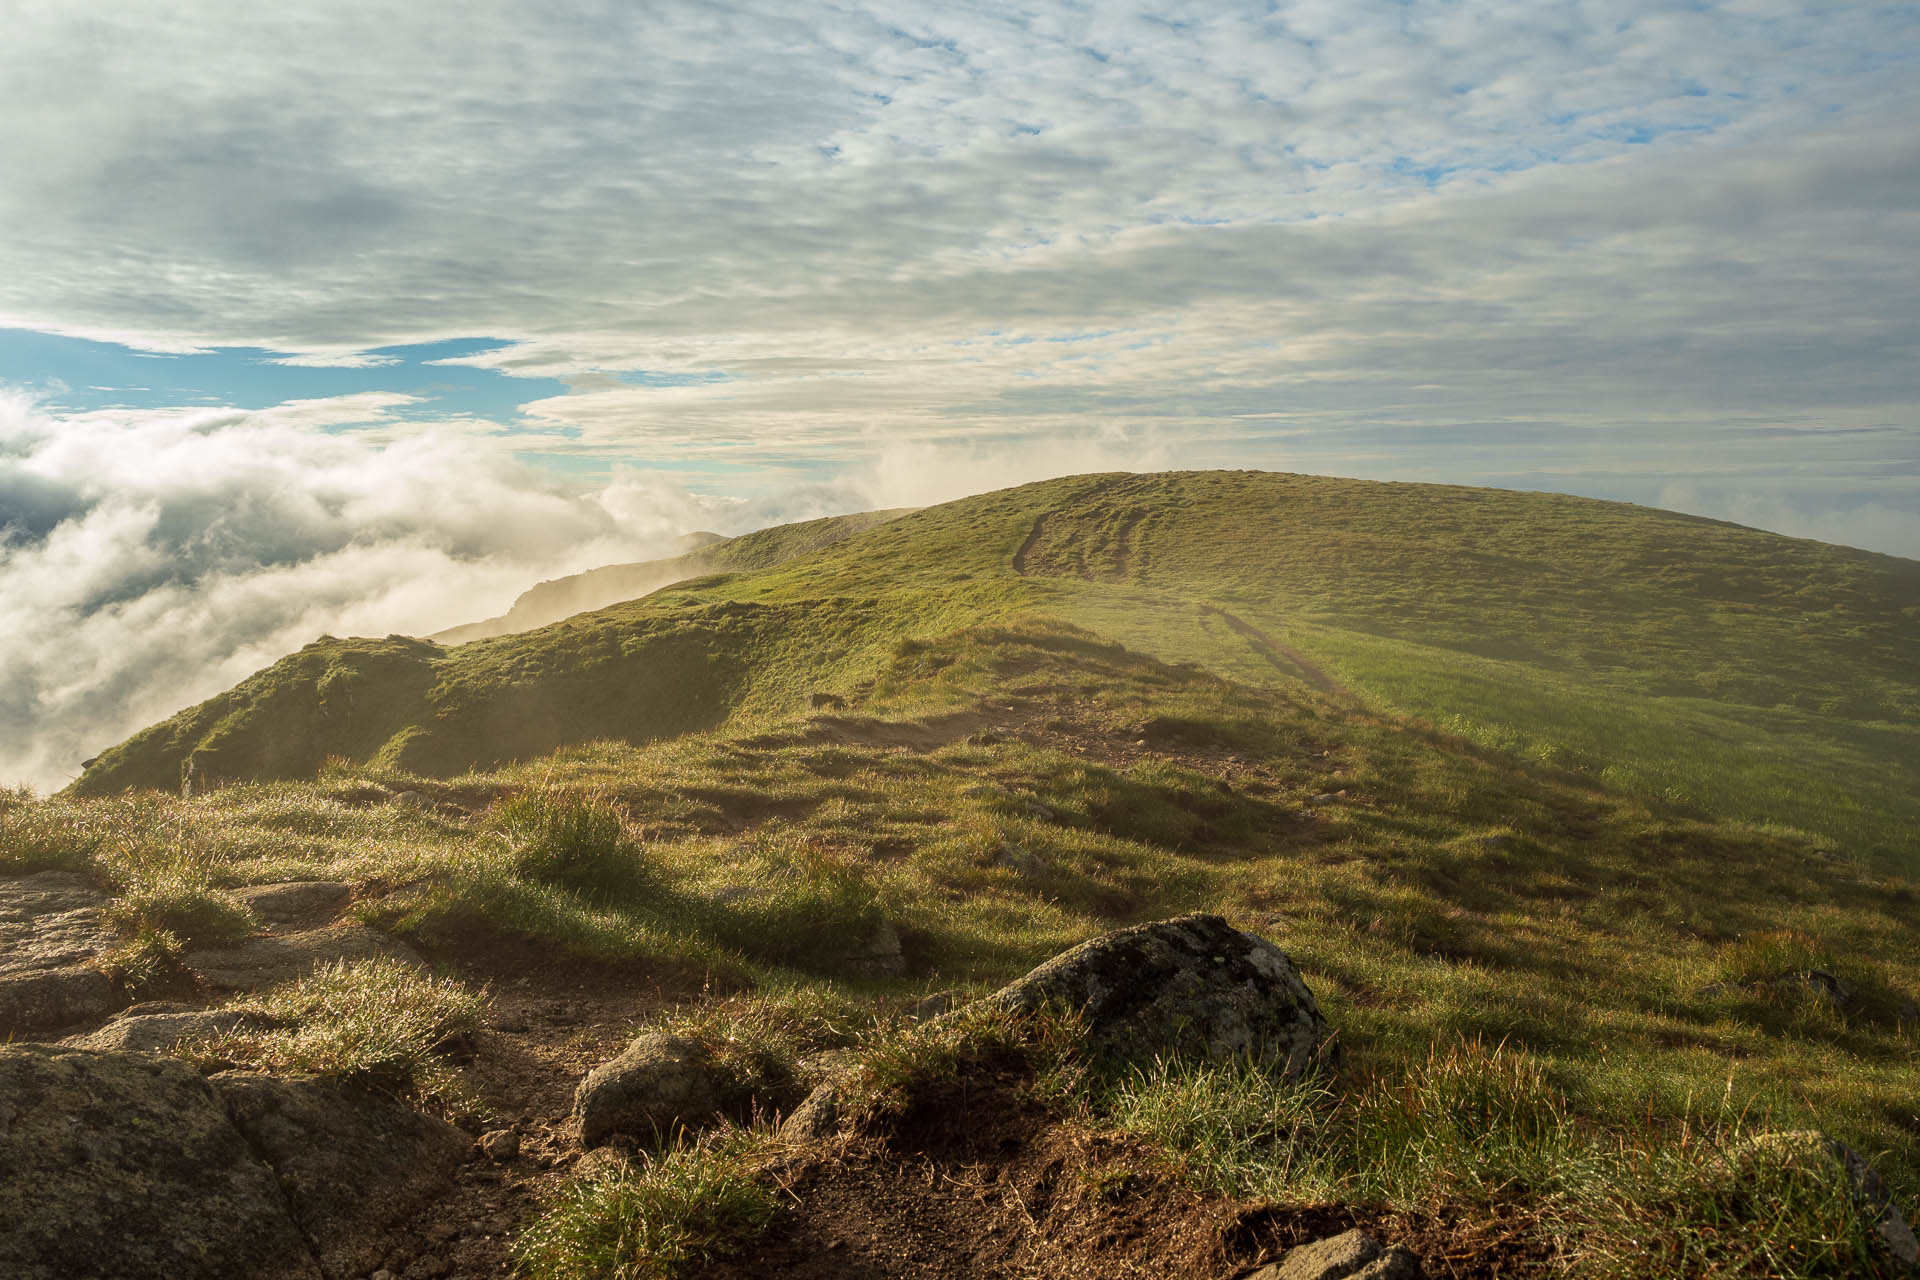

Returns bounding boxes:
[574,1032,721,1148]
[0,871,126,1036]
[0,1044,322,1280]
[186,923,423,991]
[986,912,1331,1073]
[213,1073,468,1280]
[0,1044,468,1280]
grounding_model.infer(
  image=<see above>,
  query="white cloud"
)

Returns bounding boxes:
[0,386,1175,792]
[263,352,402,369]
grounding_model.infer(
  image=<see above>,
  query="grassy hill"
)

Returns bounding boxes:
[431,510,911,645]
[73,471,1920,868]
[30,469,1920,1277]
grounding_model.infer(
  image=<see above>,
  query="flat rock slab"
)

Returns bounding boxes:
[0,965,122,1038]
[234,881,352,926]
[64,1008,264,1054]
[185,924,423,991]
[214,1073,469,1279]
[0,1044,323,1280]
[0,871,117,975]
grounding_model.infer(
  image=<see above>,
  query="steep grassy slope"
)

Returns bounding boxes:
[73,471,1920,868]
[432,510,911,644]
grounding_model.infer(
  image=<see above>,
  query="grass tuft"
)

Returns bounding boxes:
[188,956,488,1100]
[514,1131,778,1280]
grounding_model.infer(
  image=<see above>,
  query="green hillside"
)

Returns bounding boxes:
[73,471,1920,867]
[21,469,1920,1277]
[431,509,911,645]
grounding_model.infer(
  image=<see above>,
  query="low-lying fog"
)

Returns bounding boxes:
[0,390,1165,793]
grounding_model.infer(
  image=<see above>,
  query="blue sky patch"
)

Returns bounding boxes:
[0,329,567,422]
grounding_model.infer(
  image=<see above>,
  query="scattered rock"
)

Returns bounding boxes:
[847,919,906,978]
[1775,969,1854,1005]
[574,1032,721,1148]
[62,1007,263,1054]
[478,1129,520,1162]
[1736,1131,1918,1274]
[991,841,1048,876]
[0,871,128,1036]
[571,1146,632,1180]
[776,1081,847,1144]
[1245,1229,1423,1280]
[185,924,423,991]
[985,913,1331,1074]
[911,990,961,1021]
[212,1072,468,1280]
[233,881,352,926]
[0,965,121,1038]
[0,871,118,971]
[0,1044,322,1279]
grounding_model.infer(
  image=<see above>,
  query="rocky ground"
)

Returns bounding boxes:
[0,866,1498,1280]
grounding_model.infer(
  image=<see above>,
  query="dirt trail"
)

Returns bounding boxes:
[1199,606,1350,699]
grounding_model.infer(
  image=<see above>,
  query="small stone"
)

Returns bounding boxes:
[777,1082,846,1144]
[574,1032,721,1148]
[479,1129,520,1162]
[1247,1229,1423,1280]
[911,990,960,1021]
[846,919,905,979]
[572,1147,631,1180]
[1307,792,1339,806]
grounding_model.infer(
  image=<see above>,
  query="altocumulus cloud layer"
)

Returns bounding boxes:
[0,1,1916,784]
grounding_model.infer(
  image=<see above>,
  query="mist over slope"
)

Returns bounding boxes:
[0,383,1158,793]
[430,510,913,645]
[72,470,1920,866]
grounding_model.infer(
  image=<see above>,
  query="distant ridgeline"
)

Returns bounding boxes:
[71,471,1920,866]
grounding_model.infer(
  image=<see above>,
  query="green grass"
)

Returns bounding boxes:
[513,1130,779,1280]
[187,956,489,1101]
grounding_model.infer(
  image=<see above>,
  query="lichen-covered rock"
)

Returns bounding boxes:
[0,871,127,1036]
[63,1007,264,1054]
[0,1044,322,1280]
[1247,1229,1423,1280]
[212,1073,468,1280]
[986,913,1330,1073]
[185,923,423,991]
[574,1032,721,1147]
[0,871,117,972]
[775,1080,847,1144]
[0,965,121,1037]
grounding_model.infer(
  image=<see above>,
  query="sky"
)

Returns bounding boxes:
[2,0,1917,791]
